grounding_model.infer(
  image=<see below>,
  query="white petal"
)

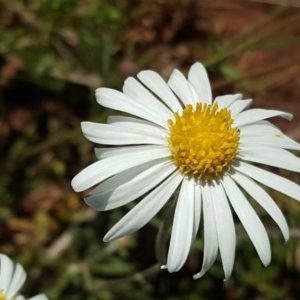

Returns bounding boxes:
[222,176,271,266]
[6,263,26,298]
[193,184,218,279]
[239,135,300,151]
[107,115,168,139]
[71,146,170,192]
[240,122,300,150]
[103,171,183,241]
[192,184,202,242]
[234,161,300,202]
[231,171,289,241]
[229,99,253,117]
[85,159,176,210]
[189,82,201,106]
[168,69,197,106]
[81,121,165,145]
[238,147,300,173]
[95,145,167,159]
[96,88,168,129]
[188,62,212,103]
[234,108,293,127]
[137,70,182,112]
[214,94,242,109]
[211,181,236,280]
[167,177,195,272]
[0,254,14,292]
[123,76,173,120]
[240,121,278,135]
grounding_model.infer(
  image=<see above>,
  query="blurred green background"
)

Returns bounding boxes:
[1,0,300,299]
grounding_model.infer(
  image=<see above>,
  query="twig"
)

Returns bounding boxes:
[248,0,300,8]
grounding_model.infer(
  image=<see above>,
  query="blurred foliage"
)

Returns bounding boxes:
[1,0,300,299]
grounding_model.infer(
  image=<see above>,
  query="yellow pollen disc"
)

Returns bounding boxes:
[0,291,7,300]
[168,102,240,180]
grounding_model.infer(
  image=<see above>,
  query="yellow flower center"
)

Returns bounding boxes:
[0,291,7,300]
[168,102,240,180]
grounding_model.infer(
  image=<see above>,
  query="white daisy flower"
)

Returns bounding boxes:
[0,254,48,300]
[71,62,300,280]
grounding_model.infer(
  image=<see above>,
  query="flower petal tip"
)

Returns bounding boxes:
[70,175,85,193]
[70,178,81,192]
[102,234,111,242]
[223,273,232,282]
[261,255,271,267]
[193,272,204,280]
[283,229,290,243]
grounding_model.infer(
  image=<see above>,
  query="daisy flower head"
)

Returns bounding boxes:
[0,254,48,300]
[71,62,300,280]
